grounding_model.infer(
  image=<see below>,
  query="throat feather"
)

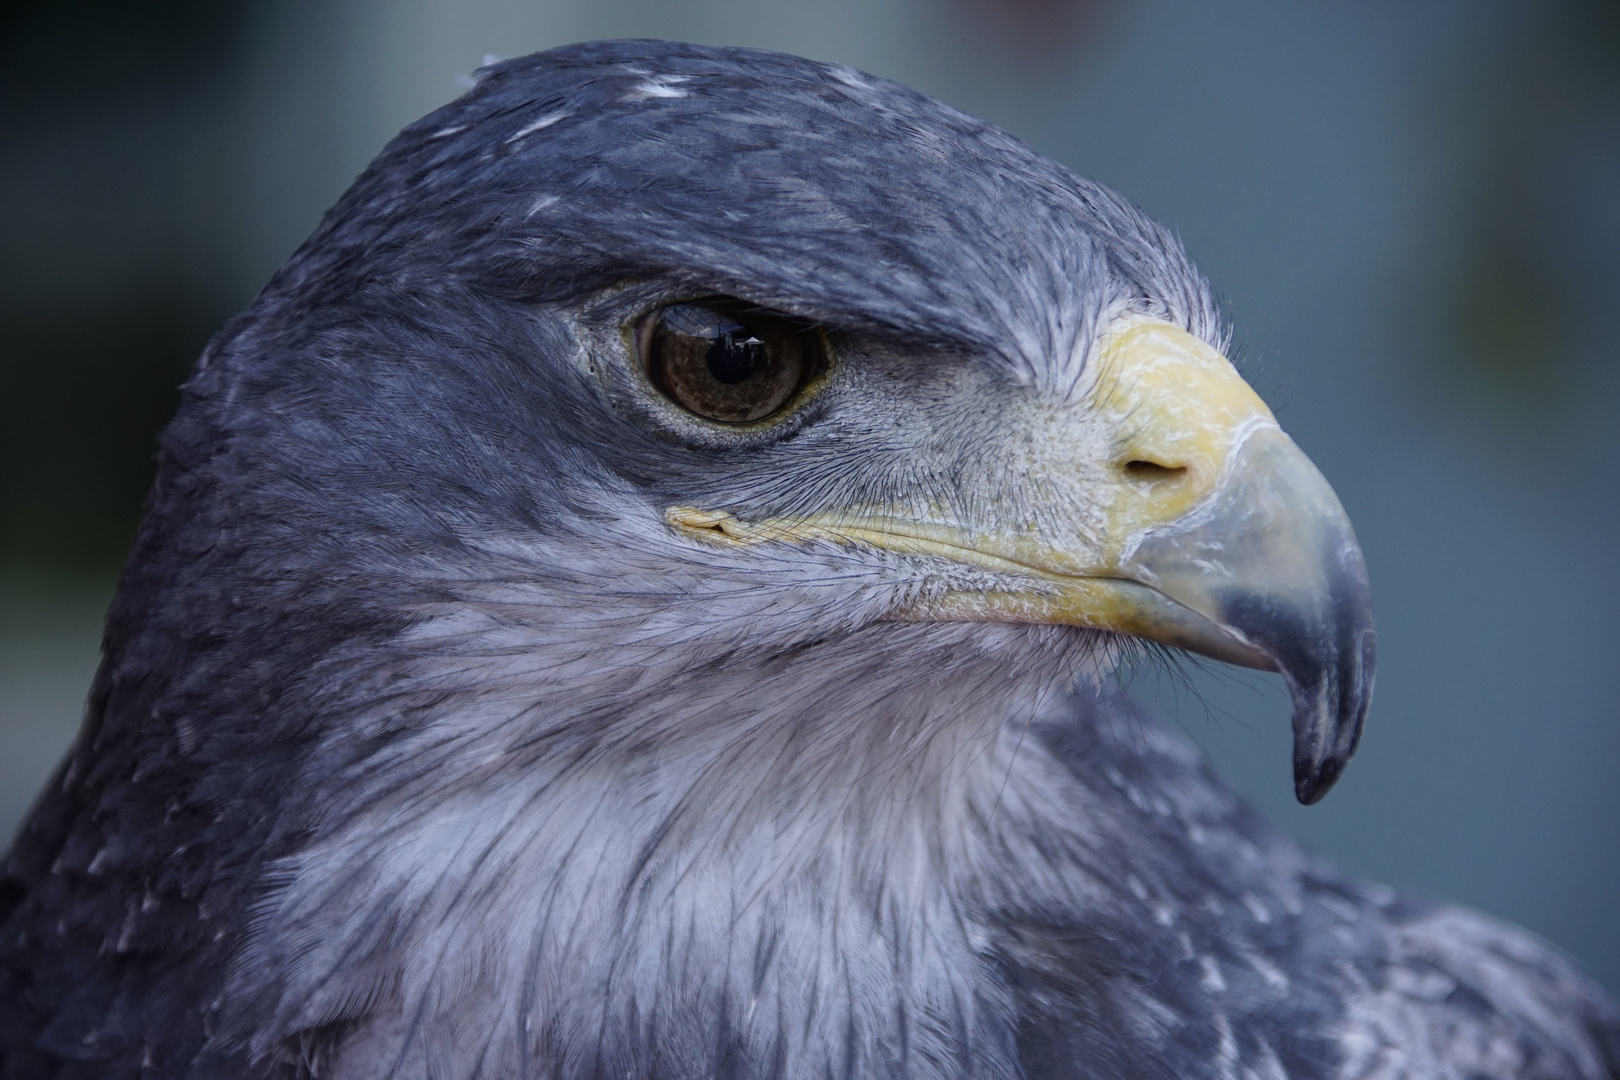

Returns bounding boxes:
[221,623,1106,1079]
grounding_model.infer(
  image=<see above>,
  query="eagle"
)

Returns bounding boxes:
[2,40,1615,1080]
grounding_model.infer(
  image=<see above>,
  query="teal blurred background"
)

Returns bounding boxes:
[3,0,1617,992]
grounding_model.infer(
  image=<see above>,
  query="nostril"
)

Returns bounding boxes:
[1123,460,1188,481]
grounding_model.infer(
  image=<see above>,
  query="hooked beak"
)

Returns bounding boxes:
[667,316,1375,804]
[1114,423,1375,803]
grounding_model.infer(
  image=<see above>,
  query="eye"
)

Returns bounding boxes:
[644,301,822,424]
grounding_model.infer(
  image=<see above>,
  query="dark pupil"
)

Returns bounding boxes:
[706,324,764,384]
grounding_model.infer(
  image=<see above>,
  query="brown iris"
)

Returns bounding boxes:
[645,302,821,423]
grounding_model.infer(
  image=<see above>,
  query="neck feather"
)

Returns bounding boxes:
[221,621,1114,1079]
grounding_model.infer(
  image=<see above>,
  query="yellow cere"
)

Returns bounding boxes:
[1086,315,1278,562]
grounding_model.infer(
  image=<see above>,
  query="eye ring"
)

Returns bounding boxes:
[639,299,826,424]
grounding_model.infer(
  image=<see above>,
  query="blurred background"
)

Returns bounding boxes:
[2,0,1616,991]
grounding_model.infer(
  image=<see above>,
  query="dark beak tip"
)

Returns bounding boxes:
[1294,758,1346,805]
[1274,584,1377,805]
[1289,653,1374,806]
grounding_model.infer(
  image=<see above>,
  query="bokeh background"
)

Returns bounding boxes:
[2,0,1616,992]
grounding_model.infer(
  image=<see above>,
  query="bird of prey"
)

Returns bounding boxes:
[2,39,1615,1080]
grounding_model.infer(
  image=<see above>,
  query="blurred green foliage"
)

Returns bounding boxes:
[0,0,246,573]
[1437,0,1620,422]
